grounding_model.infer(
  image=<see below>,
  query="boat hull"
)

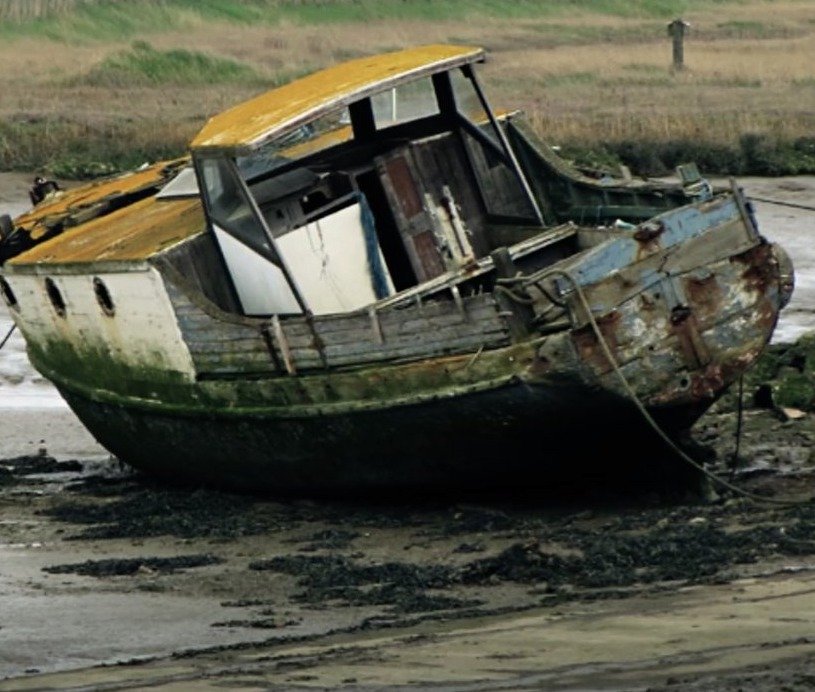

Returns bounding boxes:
[58,377,709,496]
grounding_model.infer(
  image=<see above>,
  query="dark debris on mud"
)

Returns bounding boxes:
[249,554,482,614]
[0,454,82,484]
[6,414,815,620]
[240,496,815,615]
[43,553,223,577]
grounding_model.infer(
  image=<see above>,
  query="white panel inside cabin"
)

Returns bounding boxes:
[213,226,302,315]
[277,203,395,315]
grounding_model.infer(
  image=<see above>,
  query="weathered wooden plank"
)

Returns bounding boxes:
[320,334,508,368]
[185,336,269,350]
[279,314,506,354]
[164,260,509,376]
[281,295,501,341]
[277,322,508,368]
[280,311,502,350]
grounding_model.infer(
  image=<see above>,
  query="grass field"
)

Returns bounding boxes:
[0,0,813,177]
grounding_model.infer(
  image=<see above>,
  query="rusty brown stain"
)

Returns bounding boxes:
[413,230,446,280]
[527,354,552,378]
[633,220,664,262]
[572,310,621,374]
[633,220,664,242]
[733,243,775,296]
[639,292,658,311]
[683,273,723,325]
[690,364,724,400]
[385,156,423,219]
[670,308,711,370]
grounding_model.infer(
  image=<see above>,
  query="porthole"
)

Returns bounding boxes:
[44,277,66,317]
[93,277,115,317]
[0,276,18,311]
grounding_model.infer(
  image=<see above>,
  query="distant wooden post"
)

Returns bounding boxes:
[667,18,690,71]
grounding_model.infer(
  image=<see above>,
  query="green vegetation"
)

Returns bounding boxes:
[0,117,191,179]
[80,41,263,87]
[743,336,815,411]
[0,0,757,43]
[0,0,811,179]
[713,20,802,39]
[562,133,815,179]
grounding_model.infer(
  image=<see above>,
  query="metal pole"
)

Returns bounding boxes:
[464,66,545,227]
[226,159,310,315]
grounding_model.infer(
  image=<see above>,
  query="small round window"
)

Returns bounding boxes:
[44,277,66,317]
[0,277,18,311]
[93,277,115,316]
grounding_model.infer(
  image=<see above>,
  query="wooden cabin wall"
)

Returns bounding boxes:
[459,129,536,224]
[156,233,240,313]
[372,132,497,285]
[162,268,510,378]
[407,134,489,257]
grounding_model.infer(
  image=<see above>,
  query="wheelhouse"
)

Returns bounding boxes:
[190,44,548,317]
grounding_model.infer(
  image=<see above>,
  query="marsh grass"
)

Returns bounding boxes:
[79,41,264,87]
[1,0,814,177]
[0,116,193,178]
[0,0,769,42]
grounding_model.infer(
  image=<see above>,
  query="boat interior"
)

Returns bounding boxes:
[161,63,706,320]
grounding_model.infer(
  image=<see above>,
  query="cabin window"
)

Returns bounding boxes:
[44,277,66,317]
[199,157,274,261]
[93,277,115,317]
[236,107,353,184]
[371,77,440,129]
[0,276,17,311]
[450,69,499,147]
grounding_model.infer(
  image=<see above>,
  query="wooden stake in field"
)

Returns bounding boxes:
[667,18,690,71]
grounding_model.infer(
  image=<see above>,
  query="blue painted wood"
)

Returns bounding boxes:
[564,198,740,291]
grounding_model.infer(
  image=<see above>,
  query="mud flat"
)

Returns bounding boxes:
[0,402,814,689]
[0,176,814,689]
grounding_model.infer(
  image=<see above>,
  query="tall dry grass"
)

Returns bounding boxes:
[0,0,813,176]
[0,0,98,22]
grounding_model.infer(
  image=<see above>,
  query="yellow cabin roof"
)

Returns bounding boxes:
[190,44,485,154]
[13,158,189,241]
[9,196,204,266]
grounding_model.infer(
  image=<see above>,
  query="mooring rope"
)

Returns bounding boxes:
[0,323,15,351]
[502,268,811,506]
[730,375,745,483]
[749,196,815,213]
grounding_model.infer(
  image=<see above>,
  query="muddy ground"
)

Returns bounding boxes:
[1,176,815,690]
[1,390,815,690]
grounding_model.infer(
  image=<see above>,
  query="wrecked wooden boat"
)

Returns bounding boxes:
[0,45,794,493]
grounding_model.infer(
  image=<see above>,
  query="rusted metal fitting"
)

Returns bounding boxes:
[670,305,692,325]
[634,220,665,242]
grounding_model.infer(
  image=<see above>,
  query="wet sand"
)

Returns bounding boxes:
[1,176,815,689]
[0,409,814,690]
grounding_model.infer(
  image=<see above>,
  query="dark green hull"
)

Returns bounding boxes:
[59,379,707,496]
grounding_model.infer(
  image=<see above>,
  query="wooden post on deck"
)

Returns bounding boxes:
[667,18,690,71]
[491,248,534,341]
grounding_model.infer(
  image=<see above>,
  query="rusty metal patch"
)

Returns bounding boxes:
[571,310,621,374]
